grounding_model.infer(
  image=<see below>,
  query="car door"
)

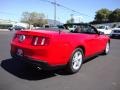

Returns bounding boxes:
[89,25,104,54]
[82,25,103,55]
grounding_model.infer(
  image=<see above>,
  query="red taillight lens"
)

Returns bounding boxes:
[32,37,49,46]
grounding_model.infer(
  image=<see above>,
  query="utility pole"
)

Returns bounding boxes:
[70,14,74,23]
[54,0,56,25]
[79,17,81,23]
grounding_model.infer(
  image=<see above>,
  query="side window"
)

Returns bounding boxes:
[70,24,97,34]
[82,25,97,34]
[89,26,97,34]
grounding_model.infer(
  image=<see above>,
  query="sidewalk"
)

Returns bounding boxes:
[0,29,9,31]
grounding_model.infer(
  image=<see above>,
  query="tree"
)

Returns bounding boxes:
[66,17,74,24]
[21,12,48,28]
[95,8,111,22]
[109,8,120,22]
[66,20,71,24]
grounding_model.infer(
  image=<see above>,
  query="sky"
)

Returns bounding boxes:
[0,0,120,23]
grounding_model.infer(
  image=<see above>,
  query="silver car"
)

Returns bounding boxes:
[110,26,120,38]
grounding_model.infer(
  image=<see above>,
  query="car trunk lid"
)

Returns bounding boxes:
[12,29,59,46]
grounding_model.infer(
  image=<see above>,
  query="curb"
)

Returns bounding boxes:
[0,29,9,31]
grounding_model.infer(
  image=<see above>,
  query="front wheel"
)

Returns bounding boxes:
[66,48,84,74]
[103,42,110,55]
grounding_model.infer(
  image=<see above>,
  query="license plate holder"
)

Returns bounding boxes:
[16,49,23,56]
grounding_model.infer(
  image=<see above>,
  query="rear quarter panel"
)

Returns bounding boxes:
[52,31,88,65]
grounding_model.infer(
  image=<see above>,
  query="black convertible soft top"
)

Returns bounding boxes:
[63,23,91,28]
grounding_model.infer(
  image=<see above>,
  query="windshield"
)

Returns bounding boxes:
[63,23,97,34]
[117,26,120,28]
[97,26,105,29]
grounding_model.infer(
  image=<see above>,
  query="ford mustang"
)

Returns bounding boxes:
[10,23,110,74]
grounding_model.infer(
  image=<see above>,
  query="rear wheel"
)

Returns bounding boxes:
[66,48,83,74]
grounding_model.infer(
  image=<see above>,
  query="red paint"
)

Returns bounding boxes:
[11,29,110,67]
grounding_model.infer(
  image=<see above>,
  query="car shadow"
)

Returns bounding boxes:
[0,56,99,80]
[83,55,98,64]
[0,58,57,80]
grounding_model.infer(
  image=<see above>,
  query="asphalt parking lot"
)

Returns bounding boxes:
[0,31,120,90]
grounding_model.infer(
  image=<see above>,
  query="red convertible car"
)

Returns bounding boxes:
[10,23,110,74]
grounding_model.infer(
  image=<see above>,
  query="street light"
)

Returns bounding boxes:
[54,0,56,25]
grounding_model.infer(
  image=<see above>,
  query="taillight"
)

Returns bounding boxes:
[32,37,49,46]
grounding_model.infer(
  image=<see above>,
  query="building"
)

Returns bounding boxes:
[0,19,29,29]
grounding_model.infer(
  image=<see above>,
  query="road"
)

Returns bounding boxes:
[0,31,120,90]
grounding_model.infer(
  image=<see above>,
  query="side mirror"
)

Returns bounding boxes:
[98,31,104,35]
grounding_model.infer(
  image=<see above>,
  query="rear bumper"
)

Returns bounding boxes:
[10,44,67,69]
[11,53,62,70]
[11,44,51,62]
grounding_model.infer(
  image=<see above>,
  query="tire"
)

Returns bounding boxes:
[103,42,110,55]
[66,48,84,74]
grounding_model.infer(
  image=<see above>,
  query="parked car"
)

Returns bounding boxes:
[110,26,120,38]
[68,25,77,32]
[8,26,25,31]
[10,23,110,74]
[96,25,112,36]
